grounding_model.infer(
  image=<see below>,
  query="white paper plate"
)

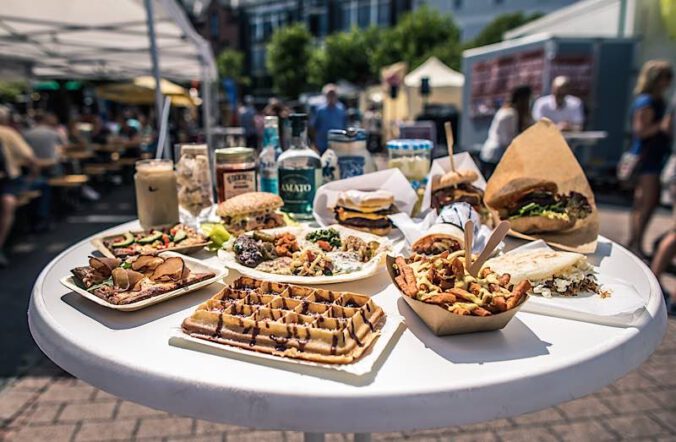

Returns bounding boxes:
[60,251,227,311]
[218,225,392,285]
[169,293,404,377]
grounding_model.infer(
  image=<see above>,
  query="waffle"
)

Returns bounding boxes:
[180,277,385,364]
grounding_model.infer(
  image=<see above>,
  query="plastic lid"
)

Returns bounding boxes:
[387,138,433,150]
[215,147,255,162]
[329,128,366,142]
[180,144,208,156]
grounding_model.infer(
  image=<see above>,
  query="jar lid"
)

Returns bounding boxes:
[215,147,255,162]
[329,128,366,142]
[180,144,208,156]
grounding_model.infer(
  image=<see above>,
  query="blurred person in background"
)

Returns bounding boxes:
[480,85,533,178]
[90,115,111,145]
[532,76,584,131]
[264,98,290,150]
[311,84,347,154]
[627,60,673,257]
[651,92,676,309]
[0,105,42,266]
[238,95,258,149]
[23,112,65,177]
[363,101,383,153]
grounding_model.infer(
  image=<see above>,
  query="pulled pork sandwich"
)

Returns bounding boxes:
[431,170,491,225]
[216,192,285,235]
[485,249,601,298]
[333,190,396,236]
[485,178,592,234]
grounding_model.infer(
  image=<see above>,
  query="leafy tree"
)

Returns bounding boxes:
[465,12,544,49]
[371,6,462,73]
[266,24,313,98]
[0,81,26,102]
[216,48,249,86]
[308,26,381,87]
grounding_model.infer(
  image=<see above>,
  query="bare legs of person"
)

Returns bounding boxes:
[0,193,16,267]
[651,231,676,300]
[629,174,661,257]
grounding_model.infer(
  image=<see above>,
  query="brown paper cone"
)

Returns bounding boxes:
[386,256,527,336]
[485,119,599,254]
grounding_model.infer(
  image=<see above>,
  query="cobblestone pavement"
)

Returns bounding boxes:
[1,191,674,441]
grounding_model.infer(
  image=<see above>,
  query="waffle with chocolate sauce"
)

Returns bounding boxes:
[181,277,385,364]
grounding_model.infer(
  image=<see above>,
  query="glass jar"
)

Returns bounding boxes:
[175,144,214,226]
[215,147,256,202]
[328,128,374,179]
[387,139,432,181]
[134,159,179,230]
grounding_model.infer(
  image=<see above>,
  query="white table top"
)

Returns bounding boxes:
[29,221,667,433]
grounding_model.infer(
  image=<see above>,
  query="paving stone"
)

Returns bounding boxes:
[557,395,614,419]
[511,407,565,425]
[7,423,77,442]
[195,419,248,434]
[648,388,676,409]
[448,431,499,442]
[136,416,194,438]
[0,390,36,421]
[74,419,137,441]
[9,376,53,392]
[167,435,224,442]
[602,415,669,439]
[226,430,285,441]
[603,391,663,413]
[14,402,63,425]
[612,370,659,391]
[39,383,96,402]
[371,431,407,441]
[497,427,559,442]
[651,410,676,434]
[91,389,120,402]
[460,418,513,432]
[115,400,169,418]
[642,365,676,388]
[550,420,616,441]
[59,401,116,422]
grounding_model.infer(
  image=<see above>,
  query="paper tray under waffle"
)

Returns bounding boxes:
[169,312,404,377]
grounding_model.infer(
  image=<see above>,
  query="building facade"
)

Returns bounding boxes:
[180,0,241,56]
[239,0,411,92]
[412,0,580,40]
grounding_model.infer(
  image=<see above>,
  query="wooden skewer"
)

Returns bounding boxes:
[469,221,511,277]
[444,121,456,172]
[464,220,474,274]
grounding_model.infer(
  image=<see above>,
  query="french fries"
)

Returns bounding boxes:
[392,251,530,316]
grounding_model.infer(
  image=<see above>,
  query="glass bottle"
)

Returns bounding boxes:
[278,113,322,220]
[259,116,280,194]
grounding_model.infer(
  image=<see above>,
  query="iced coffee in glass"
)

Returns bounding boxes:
[134,159,179,229]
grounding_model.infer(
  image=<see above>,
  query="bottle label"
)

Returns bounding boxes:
[223,170,256,199]
[260,176,279,194]
[337,156,365,179]
[278,168,320,214]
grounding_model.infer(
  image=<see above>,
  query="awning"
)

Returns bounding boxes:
[96,77,199,107]
[0,0,216,81]
[404,56,465,88]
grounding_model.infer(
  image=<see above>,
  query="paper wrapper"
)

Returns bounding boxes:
[385,256,527,335]
[484,120,599,253]
[421,152,487,211]
[489,241,647,327]
[312,168,418,228]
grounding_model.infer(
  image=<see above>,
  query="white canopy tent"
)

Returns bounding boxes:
[0,0,217,144]
[404,56,464,118]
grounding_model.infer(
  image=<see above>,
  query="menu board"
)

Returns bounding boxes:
[470,49,545,118]
[469,49,594,118]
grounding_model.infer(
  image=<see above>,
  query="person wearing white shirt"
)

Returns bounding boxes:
[532,76,584,131]
[480,85,533,177]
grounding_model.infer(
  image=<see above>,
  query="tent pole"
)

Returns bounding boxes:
[144,0,164,136]
[201,61,213,149]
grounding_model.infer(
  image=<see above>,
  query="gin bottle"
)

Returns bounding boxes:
[278,113,322,220]
[259,116,280,194]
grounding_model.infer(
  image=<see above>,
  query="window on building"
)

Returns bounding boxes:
[209,13,219,38]
[357,1,370,28]
[494,0,504,4]
[309,13,321,36]
[252,46,266,73]
[454,0,463,9]
[377,1,390,26]
[341,4,352,30]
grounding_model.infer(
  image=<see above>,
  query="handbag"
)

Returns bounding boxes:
[617,151,642,182]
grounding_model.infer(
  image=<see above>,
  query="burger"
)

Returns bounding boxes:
[431,170,491,224]
[333,190,396,236]
[485,178,592,234]
[216,192,285,235]
[485,249,600,298]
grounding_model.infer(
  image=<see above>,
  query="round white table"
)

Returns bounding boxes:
[29,221,667,438]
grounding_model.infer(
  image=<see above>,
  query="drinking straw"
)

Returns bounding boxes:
[155,95,172,159]
[464,220,474,273]
[444,121,455,172]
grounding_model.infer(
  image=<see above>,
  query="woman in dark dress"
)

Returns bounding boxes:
[628,60,673,257]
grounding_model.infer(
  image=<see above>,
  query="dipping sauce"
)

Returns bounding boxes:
[215,147,256,202]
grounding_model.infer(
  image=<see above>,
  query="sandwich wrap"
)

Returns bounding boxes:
[484,119,599,253]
